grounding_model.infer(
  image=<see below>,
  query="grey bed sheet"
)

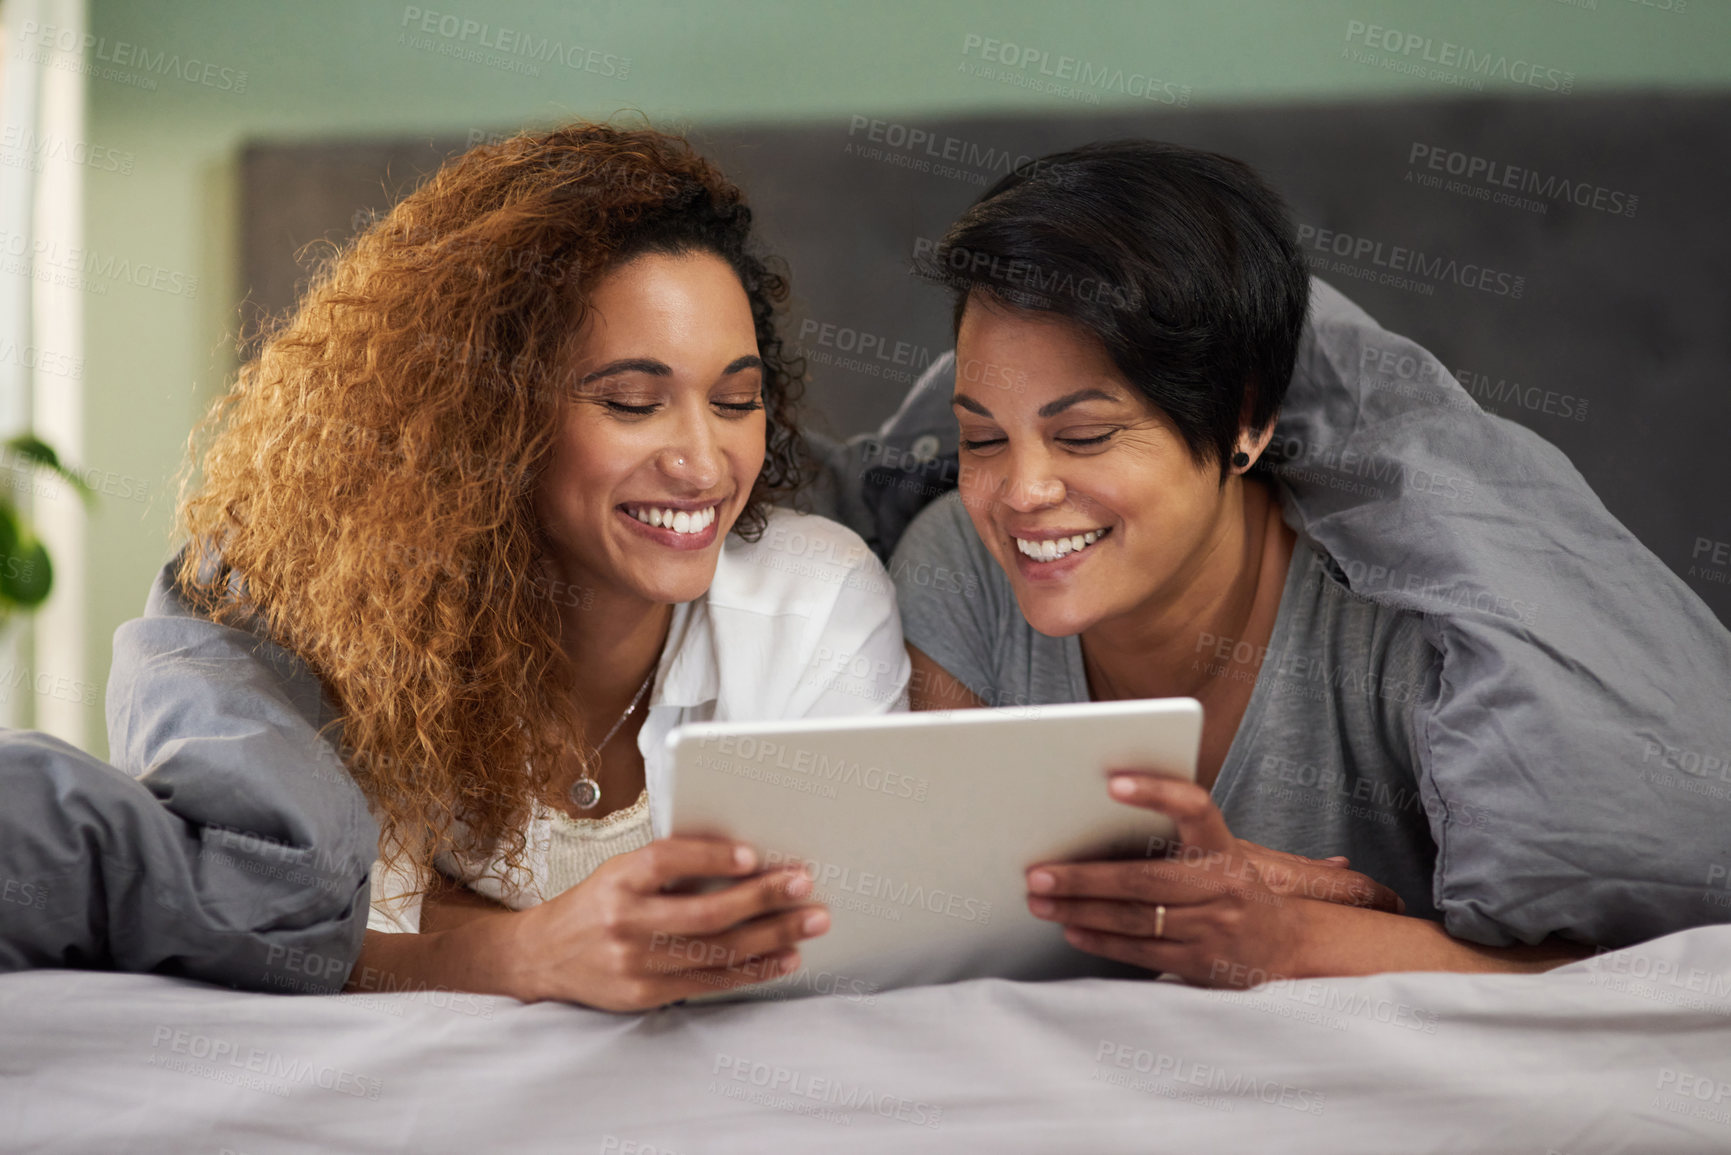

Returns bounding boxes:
[4,924,1729,1154]
[1275,280,1731,948]
[0,727,361,989]
[32,558,379,993]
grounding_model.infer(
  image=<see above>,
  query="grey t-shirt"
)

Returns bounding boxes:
[890,490,1445,920]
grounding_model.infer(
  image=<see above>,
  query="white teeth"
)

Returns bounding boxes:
[629,505,716,534]
[1014,528,1108,563]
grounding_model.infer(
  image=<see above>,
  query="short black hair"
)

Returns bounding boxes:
[916,140,1309,476]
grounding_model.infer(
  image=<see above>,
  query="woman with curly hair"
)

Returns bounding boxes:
[130,122,908,1010]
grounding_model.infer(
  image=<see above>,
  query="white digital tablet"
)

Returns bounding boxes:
[665,698,1202,1002]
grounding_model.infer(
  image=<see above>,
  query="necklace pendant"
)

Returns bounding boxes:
[569,777,602,810]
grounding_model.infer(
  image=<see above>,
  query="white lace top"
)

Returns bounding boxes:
[542,789,654,896]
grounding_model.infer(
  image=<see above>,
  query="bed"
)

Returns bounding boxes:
[6,923,1729,1154]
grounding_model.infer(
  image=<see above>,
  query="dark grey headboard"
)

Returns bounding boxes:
[239,93,1731,625]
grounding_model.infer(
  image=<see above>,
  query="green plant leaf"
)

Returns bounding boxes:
[0,525,52,607]
[0,503,18,560]
[5,434,97,506]
[5,434,60,470]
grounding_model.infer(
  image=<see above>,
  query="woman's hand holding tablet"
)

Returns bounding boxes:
[1025,773,1404,988]
[503,839,828,1010]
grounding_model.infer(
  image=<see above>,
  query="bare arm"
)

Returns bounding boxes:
[345,916,527,999]
[907,644,987,711]
[1289,902,1592,978]
[417,871,512,934]
[341,874,522,996]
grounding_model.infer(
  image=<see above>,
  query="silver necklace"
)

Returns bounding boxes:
[569,665,656,811]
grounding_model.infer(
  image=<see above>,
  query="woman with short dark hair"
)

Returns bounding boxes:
[893,139,1661,983]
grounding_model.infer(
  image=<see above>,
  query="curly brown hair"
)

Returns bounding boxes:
[176,122,808,888]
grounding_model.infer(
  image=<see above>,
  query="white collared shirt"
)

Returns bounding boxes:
[368,507,910,932]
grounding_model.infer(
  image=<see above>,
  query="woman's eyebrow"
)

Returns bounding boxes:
[954,387,1123,419]
[1036,388,1121,417]
[579,354,762,386]
[578,358,671,385]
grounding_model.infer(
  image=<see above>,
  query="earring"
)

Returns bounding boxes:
[1230,450,1250,469]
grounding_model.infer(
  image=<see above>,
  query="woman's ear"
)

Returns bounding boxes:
[1231,415,1280,474]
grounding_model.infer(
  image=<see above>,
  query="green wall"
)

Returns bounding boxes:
[71,0,1729,757]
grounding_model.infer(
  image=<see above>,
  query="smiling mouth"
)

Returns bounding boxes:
[1013,526,1111,563]
[621,503,719,536]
